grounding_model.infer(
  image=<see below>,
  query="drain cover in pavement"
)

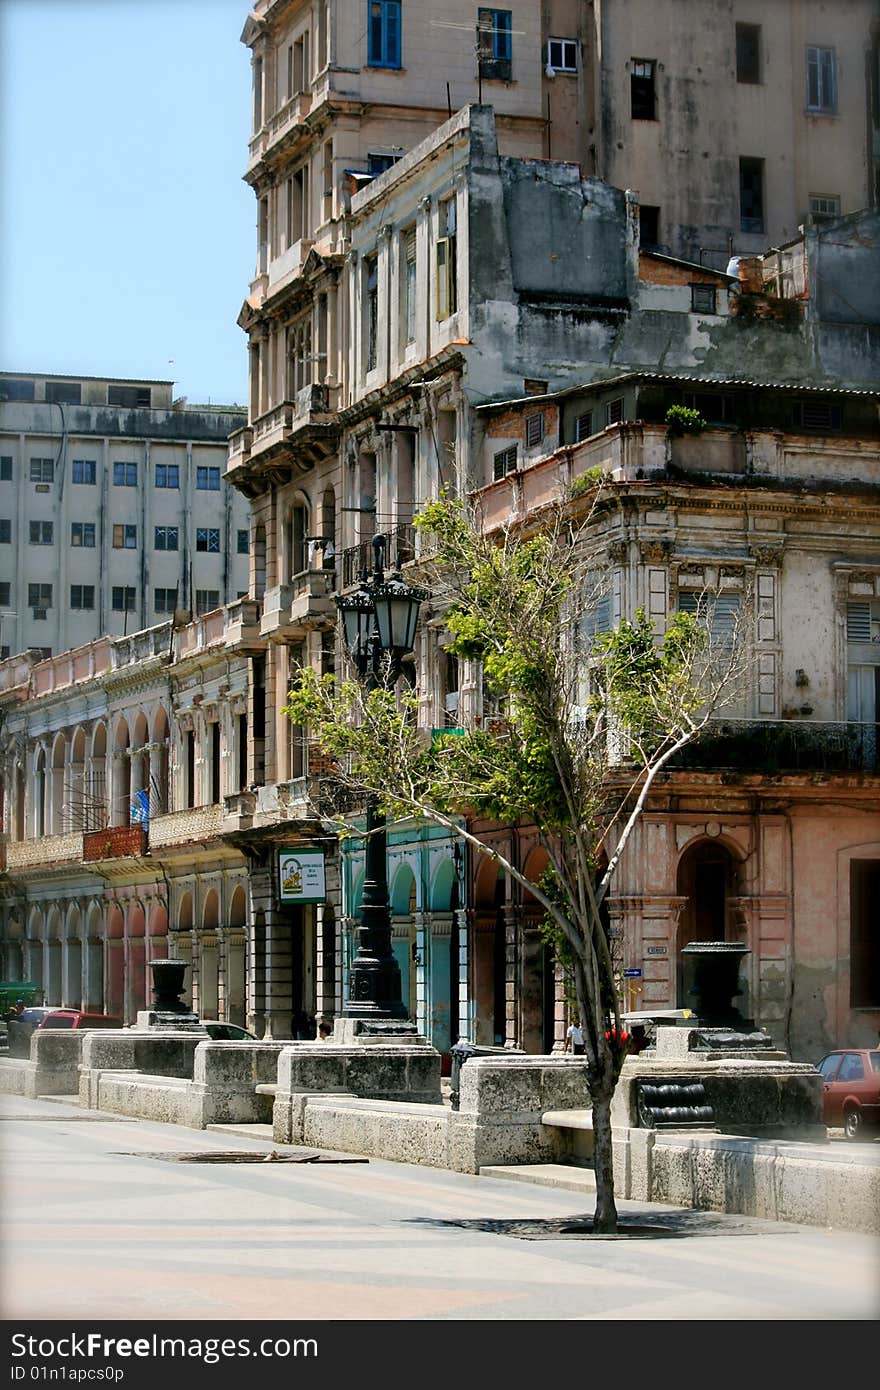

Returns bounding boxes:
[114,1149,368,1164]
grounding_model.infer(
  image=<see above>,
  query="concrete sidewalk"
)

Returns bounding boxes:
[2,1094,878,1321]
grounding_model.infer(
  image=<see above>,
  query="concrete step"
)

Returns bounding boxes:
[207,1122,277,1142]
[480,1163,597,1194]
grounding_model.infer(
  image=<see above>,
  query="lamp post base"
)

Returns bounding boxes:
[333,1016,421,1045]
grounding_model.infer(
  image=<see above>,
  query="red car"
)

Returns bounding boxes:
[817,1049,880,1140]
[7,1007,121,1057]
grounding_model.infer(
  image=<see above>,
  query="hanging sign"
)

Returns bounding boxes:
[278,849,326,903]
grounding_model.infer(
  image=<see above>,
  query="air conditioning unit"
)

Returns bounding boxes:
[32,607,47,621]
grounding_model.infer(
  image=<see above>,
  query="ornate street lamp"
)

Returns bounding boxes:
[335,535,427,1022]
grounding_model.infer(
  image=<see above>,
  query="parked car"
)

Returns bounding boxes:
[816,1049,880,1139]
[200,1020,257,1041]
[7,1007,121,1057]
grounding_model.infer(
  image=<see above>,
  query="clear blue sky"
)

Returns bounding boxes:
[0,0,254,405]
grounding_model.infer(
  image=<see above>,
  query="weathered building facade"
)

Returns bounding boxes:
[0,372,250,658]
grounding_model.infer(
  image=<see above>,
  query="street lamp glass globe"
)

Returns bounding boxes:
[372,576,427,654]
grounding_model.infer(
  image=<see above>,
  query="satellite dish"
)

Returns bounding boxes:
[545,63,556,78]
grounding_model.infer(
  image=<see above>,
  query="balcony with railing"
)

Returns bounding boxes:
[340,522,416,590]
[231,385,340,480]
[148,804,224,849]
[260,569,336,640]
[247,90,314,169]
[174,608,226,660]
[82,825,147,862]
[111,625,172,671]
[223,597,264,652]
[227,425,253,473]
[6,832,84,871]
[666,720,879,776]
[474,423,880,531]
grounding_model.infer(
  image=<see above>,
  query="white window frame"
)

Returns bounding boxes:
[546,38,577,74]
[806,45,836,113]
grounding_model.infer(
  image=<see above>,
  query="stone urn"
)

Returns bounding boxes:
[681,941,749,1028]
[148,958,189,1014]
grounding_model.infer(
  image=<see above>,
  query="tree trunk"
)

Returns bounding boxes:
[591,1089,618,1233]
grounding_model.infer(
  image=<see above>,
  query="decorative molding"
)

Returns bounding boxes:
[749,543,784,566]
[638,539,671,562]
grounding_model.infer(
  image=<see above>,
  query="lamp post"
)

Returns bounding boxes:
[336,535,427,1022]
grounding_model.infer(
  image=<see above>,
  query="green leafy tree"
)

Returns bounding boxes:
[286,494,746,1231]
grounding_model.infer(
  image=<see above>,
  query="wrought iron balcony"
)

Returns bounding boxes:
[340,522,416,590]
[669,720,878,775]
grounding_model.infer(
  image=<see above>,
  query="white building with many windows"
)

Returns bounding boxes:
[0,372,251,659]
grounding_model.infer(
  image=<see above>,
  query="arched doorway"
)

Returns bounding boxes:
[523,845,555,1054]
[472,856,506,1046]
[676,838,741,1008]
[64,905,83,1009]
[200,889,220,1019]
[226,885,247,1026]
[390,863,416,1019]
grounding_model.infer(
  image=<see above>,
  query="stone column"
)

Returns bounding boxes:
[413,910,430,1036]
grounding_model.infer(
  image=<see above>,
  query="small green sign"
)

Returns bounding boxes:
[279,849,326,903]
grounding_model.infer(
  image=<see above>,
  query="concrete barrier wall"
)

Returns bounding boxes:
[0,1030,83,1097]
[79,1031,204,1109]
[450,1055,592,1172]
[273,1042,442,1143]
[615,1128,880,1235]
[90,1072,193,1125]
[188,1042,288,1127]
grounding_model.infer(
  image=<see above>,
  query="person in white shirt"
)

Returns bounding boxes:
[564,1021,585,1054]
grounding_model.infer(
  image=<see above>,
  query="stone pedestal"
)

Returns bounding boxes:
[134,1009,205,1033]
[332,1016,422,1045]
[611,1021,824,1140]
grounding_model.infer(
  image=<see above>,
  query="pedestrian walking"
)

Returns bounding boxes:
[564,1019,585,1054]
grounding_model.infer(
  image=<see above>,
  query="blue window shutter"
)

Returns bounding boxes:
[495,10,512,60]
[386,1,401,67]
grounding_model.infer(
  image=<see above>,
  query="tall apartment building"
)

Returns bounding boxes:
[0,373,250,659]
[221,0,878,1056]
[240,0,878,293]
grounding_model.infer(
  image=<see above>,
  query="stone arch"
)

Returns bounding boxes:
[105,903,125,1019]
[390,862,417,916]
[126,900,146,1022]
[130,712,150,823]
[226,884,248,1027]
[33,743,47,838]
[174,890,194,1010]
[69,727,87,835]
[49,733,67,835]
[253,522,267,599]
[229,884,247,928]
[84,900,105,1012]
[472,855,506,1046]
[285,490,311,579]
[63,902,83,1009]
[520,844,556,1052]
[675,836,745,1009]
[321,486,336,564]
[90,723,108,829]
[111,718,131,827]
[150,707,170,814]
[430,858,456,912]
[13,759,25,841]
[199,888,221,1019]
[25,906,45,995]
[389,863,417,1018]
[45,906,63,1005]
